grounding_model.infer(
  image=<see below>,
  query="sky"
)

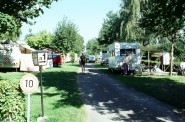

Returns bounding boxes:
[20,0,121,44]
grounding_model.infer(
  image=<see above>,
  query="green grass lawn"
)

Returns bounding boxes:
[0,63,87,122]
[93,63,185,112]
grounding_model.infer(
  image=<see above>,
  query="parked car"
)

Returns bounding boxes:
[88,55,96,63]
[48,54,62,67]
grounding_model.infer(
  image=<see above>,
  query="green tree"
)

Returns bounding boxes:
[72,34,84,55]
[25,30,53,49]
[140,0,185,75]
[86,38,101,55]
[119,0,144,42]
[0,0,59,40]
[98,11,121,45]
[52,17,83,55]
[0,0,59,23]
[0,13,21,41]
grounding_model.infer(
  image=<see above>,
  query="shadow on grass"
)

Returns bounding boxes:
[34,65,83,109]
[0,68,18,73]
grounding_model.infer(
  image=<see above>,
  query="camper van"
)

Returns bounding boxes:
[108,42,141,73]
[100,50,109,65]
[88,55,96,63]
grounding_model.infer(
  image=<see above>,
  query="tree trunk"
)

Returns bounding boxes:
[169,42,174,76]
[148,51,150,67]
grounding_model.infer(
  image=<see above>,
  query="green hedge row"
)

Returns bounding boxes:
[0,80,25,122]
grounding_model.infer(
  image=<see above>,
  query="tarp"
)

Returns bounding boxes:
[20,54,39,71]
[19,44,35,54]
[20,54,49,72]
[160,52,170,65]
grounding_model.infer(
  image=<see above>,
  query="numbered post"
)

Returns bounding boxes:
[20,73,39,94]
[32,50,48,118]
[27,93,31,122]
[20,73,39,122]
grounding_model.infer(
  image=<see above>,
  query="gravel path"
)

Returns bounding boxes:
[77,64,185,122]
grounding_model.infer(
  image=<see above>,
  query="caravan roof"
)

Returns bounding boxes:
[108,42,140,50]
[120,42,140,49]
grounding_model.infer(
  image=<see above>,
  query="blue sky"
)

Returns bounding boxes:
[20,0,121,44]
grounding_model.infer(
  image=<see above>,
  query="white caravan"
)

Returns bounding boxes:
[88,55,96,63]
[0,40,43,71]
[100,50,109,65]
[0,40,21,70]
[108,42,141,72]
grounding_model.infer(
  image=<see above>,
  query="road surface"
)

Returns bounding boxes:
[77,64,185,122]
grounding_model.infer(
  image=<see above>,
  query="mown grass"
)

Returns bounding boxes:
[93,63,185,112]
[0,63,87,122]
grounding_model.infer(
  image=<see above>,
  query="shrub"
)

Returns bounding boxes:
[0,80,25,122]
[70,52,75,63]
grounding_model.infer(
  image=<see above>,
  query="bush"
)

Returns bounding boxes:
[70,52,75,63]
[0,80,25,122]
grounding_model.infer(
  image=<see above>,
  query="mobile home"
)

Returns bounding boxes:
[100,50,109,65]
[108,42,141,72]
[88,55,96,63]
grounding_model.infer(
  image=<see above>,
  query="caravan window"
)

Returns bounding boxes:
[120,49,126,56]
[120,49,136,56]
[102,50,107,53]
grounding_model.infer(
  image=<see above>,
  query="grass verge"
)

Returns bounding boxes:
[93,63,185,112]
[0,63,87,122]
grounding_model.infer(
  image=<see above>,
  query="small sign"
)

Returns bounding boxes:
[32,50,48,66]
[20,73,39,93]
[38,53,48,65]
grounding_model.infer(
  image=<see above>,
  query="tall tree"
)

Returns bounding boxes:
[140,0,185,75]
[120,0,144,42]
[98,11,121,45]
[52,17,83,55]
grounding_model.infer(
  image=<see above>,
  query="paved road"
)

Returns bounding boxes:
[77,64,185,122]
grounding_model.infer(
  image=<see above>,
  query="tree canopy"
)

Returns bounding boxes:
[120,0,143,42]
[86,38,101,55]
[0,0,59,23]
[98,11,121,45]
[0,12,20,40]
[25,30,53,49]
[51,18,84,55]
[140,0,185,39]
[0,0,59,40]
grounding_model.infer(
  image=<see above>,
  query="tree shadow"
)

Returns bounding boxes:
[33,67,83,109]
[77,64,185,122]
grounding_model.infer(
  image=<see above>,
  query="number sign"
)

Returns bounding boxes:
[32,50,48,66]
[20,73,39,93]
[38,53,47,65]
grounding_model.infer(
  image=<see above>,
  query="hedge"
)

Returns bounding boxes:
[0,80,25,122]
